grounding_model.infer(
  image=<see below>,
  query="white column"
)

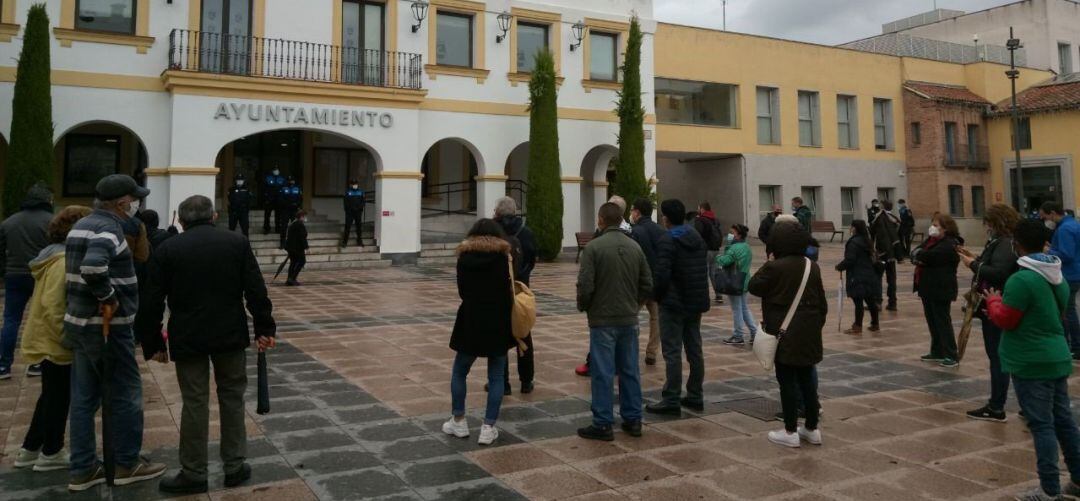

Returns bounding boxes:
[375,172,422,258]
[476,175,509,220]
[561,177,583,249]
[164,168,219,224]
[592,181,610,223]
[144,169,170,219]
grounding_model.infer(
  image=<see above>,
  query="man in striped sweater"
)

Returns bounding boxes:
[64,174,166,492]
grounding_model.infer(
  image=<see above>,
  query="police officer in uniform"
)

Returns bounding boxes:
[227,173,253,237]
[341,179,365,248]
[262,167,286,234]
[278,177,303,249]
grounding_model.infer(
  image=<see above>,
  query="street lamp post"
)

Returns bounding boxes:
[1006,27,1025,214]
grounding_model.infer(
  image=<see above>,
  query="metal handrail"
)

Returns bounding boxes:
[168,29,422,90]
[422,181,477,216]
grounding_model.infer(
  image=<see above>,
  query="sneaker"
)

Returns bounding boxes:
[939,358,960,368]
[621,421,642,437]
[644,356,656,366]
[920,353,945,362]
[33,449,69,472]
[886,303,898,312]
[68,464,107,492]
[715,296,725,304]
[113,457,167,486]
[25,364,42,378]
[843,326,863,335]
[797,426,822,445]
[224,463,252,488]
[767,429,801,448]
[577,424,614,441]
[0,367,10,380]
[1013,486,1063,500]
[575,364,590,377]
[442,417,470,438]
[966,405,1007,423]
[722,336,745,345]
[478,424,499,445]
[158,471,208,494]
[13,448,39,468]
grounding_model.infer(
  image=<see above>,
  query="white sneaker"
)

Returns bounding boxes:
[767,429,800,448]
[33,449,69,472]
[478,424,499,445]
[13,448,39,468]
[798,426,822,445]
[442,417,469,438]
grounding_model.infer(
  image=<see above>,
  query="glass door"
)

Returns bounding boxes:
[1011,166,1062,214]
[342,1,385,85]
[201,0,252,74]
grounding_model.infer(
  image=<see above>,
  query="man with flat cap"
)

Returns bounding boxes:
[64,174,166,492]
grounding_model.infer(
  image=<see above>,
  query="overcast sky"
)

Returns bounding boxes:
[653,0,1021,45]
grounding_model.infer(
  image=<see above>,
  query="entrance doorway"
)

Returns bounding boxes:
[342,0,385,85]
[54,122,148,206]
[1011,165,1063,213]
[200,0,252,74]
[420,139,480,239]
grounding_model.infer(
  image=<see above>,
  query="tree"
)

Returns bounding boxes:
[526,50,564,261]
[4,4,53,216]
[612,17,648,216]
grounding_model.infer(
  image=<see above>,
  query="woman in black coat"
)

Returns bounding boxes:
[749,221,827,449]
[444,219,516,446]
[284,210,308,286]
[836,220,881,334]
[912,213,962,368]
[958,204,1020,421]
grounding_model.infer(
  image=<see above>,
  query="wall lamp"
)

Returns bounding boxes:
[569,21,585,51]
[496,12,512,43]
[411,1,429,33]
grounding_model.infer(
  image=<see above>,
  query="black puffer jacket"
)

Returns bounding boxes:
[653,224,711,314]
[836,234,881,300]
[912,235,960,302]
[496,215,537,286]
[0,197,52,277]
[450,236,516,357]
[631,217,665,274]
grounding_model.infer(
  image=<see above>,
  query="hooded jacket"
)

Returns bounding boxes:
[451,236,516,357]
[496,215,537,286]
[0,196,52,276]
[21,244,72,365]
[577,227,653,327]
[836,234,881,300]
[654,224,711,314]
[1049,215,1080,282]
[693,210,722,251]
[987,253,1072,380]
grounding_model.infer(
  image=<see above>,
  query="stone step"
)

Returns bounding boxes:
[260,259,391,274]
[421,242,458,251]
[253,245,379,258]
[416,256,457,266]
[249,235,376,249]
[256,251,383,265]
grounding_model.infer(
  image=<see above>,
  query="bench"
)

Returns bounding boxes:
[575,232,594,263]
[811,221,846,243]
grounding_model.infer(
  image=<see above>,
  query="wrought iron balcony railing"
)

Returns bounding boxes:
[168,29,422,90]
[944,143,990,169]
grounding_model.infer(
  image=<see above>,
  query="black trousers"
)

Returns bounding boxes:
[263,203,276,233]
[775,362,820,433]
[342,210,363,246]
[278,207,297,247]
[287,252,306,284]
[899,230,913,259]
[884,260,897,305]
[922,297,958,359]
[502,333,534,386]
[22,360,71,455]
[853,297,879,327]
[229,209,249,237]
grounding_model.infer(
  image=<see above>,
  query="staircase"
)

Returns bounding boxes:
[417,242,459,266]
[240,212,388,273]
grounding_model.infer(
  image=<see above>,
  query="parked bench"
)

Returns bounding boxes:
[811,221,846,243]
[575,232,595,263]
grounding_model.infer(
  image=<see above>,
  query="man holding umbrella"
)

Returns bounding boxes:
[137,195,276,494]
[65,174,166,491]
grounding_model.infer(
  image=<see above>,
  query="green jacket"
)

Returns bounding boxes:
[716,240,752,292]
[577,227,653,327]
[999,267,1073,380]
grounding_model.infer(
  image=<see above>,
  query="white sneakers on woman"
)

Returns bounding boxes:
[768,427,822,448]
[442,417,499,445]
[13,447,69,471]
[478,424,498,445]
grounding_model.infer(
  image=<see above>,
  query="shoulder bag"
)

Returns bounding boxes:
[753,257,812,371]
[508,256,537,354]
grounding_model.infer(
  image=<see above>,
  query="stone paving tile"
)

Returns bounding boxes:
[465,444,563,476]
[705,464,803,499]
[501,464,609,500]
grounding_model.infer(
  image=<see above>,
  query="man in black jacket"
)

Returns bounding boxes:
[137,195,275,494]
[870,200,901,311]
[630,198,665,365]
[647,199,711,416]
[494,197,537,394]
[284,210,309,286]
[0,183,53,379]
[227,174,252,237]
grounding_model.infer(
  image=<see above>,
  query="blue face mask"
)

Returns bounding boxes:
[726,233,735,244]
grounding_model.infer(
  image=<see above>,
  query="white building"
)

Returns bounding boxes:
[0,0,655,262]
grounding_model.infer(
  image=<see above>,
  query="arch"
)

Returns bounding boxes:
[580,144,619,183]
[420,136,486,177]
[504,141,530,180]
[419,138,481,239]
[214,127,385,173]
[54,121,150,201]
[580,144,620,232]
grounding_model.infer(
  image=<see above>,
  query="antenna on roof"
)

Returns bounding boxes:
[723,0,727,31]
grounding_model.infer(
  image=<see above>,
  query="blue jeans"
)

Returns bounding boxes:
[588,325,643,427]
[0,274,35,371]
[450,352,506,425]
[728,294,757,341]
[69,327,145,476]
[1067,282,1080,353]
[981,319,1009,411]
[659,308,704,407]
[1013,375,1080,495]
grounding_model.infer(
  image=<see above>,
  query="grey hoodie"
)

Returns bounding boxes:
[1017,253,1064,285]
[0,199,53,277]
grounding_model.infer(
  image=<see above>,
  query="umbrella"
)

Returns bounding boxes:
[100,303,116,486]
[256,350,270,414]
[272,255,290,282]
[957,288,979,362]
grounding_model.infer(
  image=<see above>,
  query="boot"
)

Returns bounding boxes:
[843,325,862,335]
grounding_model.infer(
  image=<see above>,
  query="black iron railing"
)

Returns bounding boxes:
[506,179,528,216]
[168,29,423,90]
[944,143,990,169]
[421,181,478,216]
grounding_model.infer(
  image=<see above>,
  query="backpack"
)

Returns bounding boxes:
[698,217,723,251]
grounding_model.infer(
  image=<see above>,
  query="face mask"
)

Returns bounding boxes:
[1046,220,1058,230]
[351,184,359,189]
[272,169,280,176]
[928,225,941,238]
[726,234,735,244]
[125,200,139,218]
[237,180,245,187]
[872,203,880,208]
[791,206,798,212]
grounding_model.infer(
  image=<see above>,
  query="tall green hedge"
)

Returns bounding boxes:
[526,50,563,261]
[4,4,53,216]
[612,17,648,216]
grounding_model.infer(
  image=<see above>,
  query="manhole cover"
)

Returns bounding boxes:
[719,397,782,421]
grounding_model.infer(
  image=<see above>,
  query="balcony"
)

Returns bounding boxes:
[944,143,990,169]
[167,29,423,90]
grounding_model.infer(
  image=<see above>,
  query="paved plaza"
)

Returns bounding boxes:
[0,242,1069,500]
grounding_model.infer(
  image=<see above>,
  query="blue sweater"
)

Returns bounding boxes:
[1050,215,1080,282]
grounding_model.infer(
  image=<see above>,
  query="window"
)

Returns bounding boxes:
[1012,117,1032,150]
[798,91,821,147]
[877,188,894,204]
[342,0,385,85]
[589,32,617,81]
[65,134,121,197]
[314,148,376,197]
[841,188,859,226]
[436,12,472,67]
[759,185,781,221]
[948,185,964,216]
[967,124,980,164]
[516,22,549,73]
[655,78,738,127]
[972,186,986,217]
[873,98,894,150]
[756,86,780,144]
[944,122,957,164]
[911,122,921,146]
[76,0,136,34]
[1060,43,1074,74]
[801,187,821,222]
[837,95,858,149]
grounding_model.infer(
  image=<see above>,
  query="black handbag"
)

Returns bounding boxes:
[714,264,746,296]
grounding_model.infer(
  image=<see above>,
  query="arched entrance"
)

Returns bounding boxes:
[580,145,619,231]
[504,142,530,212]
[54,122,148,205]
[420,138,480,240]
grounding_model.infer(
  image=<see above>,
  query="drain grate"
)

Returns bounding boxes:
[718,397,782,421]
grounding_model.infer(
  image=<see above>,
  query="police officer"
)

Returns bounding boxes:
[262,167,286,234]
[227,173,253,237]
[341,179,365,248]
[278,177,302,249]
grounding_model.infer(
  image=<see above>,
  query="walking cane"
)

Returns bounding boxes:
[837,272,845,332]
[100,302,116,487]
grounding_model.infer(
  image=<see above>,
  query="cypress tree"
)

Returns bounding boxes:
[5,4,53,216]
[612,17,648,216]
[526,50,563,261]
